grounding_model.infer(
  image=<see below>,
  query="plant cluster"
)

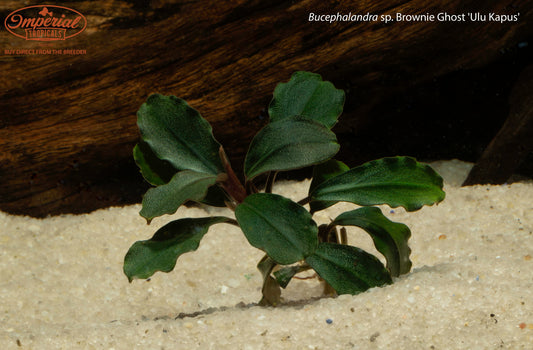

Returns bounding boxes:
[123,71,445,305]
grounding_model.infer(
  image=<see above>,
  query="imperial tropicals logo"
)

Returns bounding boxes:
[4,5,87,41]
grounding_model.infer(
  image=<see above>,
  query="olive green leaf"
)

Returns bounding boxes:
[140,170,217,222]
[310,157,445,212]
[235,193,318,264]
[331,207,412,277]
[257,255,282,306]
[305,242,392,295]
[244,116,339,180]
[124,217,231,282]
[269,71,345,128]
[137,94,223,175]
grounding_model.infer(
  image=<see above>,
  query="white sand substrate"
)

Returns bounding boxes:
[1,160,532,349]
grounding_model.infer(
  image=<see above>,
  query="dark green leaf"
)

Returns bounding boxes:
[140,170,217,222]
[124,217,231,281]
[305,242,392,295]
[273,265,301,288]
[235,193,318,265]
[309,159,350,213]
[310,157,445,212]
[331,207,412,277]
[309,159,350,193]
[269,71,345,128]
[244,116,339,180]
[133,142,176,186]
[137,94,223,175]
[199,185,229,207]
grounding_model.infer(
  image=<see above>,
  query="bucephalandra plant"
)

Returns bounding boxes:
[124,71,446,306]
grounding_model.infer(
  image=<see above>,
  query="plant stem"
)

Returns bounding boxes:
[218,146,247,203]
[297,196,310,206]
[265,171,278,194]
[225,218,239,227]
[339,227,348,244]
[246,180,259,195]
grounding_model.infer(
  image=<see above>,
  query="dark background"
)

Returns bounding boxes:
[1,0,532,217]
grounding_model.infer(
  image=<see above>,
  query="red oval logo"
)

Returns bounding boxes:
[4,5,87,41]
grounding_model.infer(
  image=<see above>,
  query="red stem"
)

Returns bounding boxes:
[218,146,247,204]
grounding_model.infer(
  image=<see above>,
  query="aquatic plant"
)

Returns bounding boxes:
[123,71,445,305]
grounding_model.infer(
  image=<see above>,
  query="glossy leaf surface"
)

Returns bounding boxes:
[140,170,217,222]
[235,193,318,264]
[311,157,445,212]
[124,217,231,281]
[305,242,392,295]
[331,207,412,277]
[244,116,339,180]
[137,94,223,175]
[269,71,345,128]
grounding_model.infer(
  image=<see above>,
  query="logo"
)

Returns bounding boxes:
[4,5,87,41]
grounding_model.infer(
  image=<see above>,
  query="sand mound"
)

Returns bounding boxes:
[1,160,532,349]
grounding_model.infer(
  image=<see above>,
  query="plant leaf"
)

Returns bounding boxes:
[137,94,223,175]
[199,185,229,207]
[257,255,277,281]
[305,242,392,295]
[309,159,350,213]
[133,142,177,186]
[331,207,412,277]
[273,265,301,288]
[140,170,217,222]
[257,255,281,306]
[244,116,339,180]
[310,157,445,212]
[235,193,318,265]
[124,217,231,281]
[309,159,350,193]
[269,71,345,128]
